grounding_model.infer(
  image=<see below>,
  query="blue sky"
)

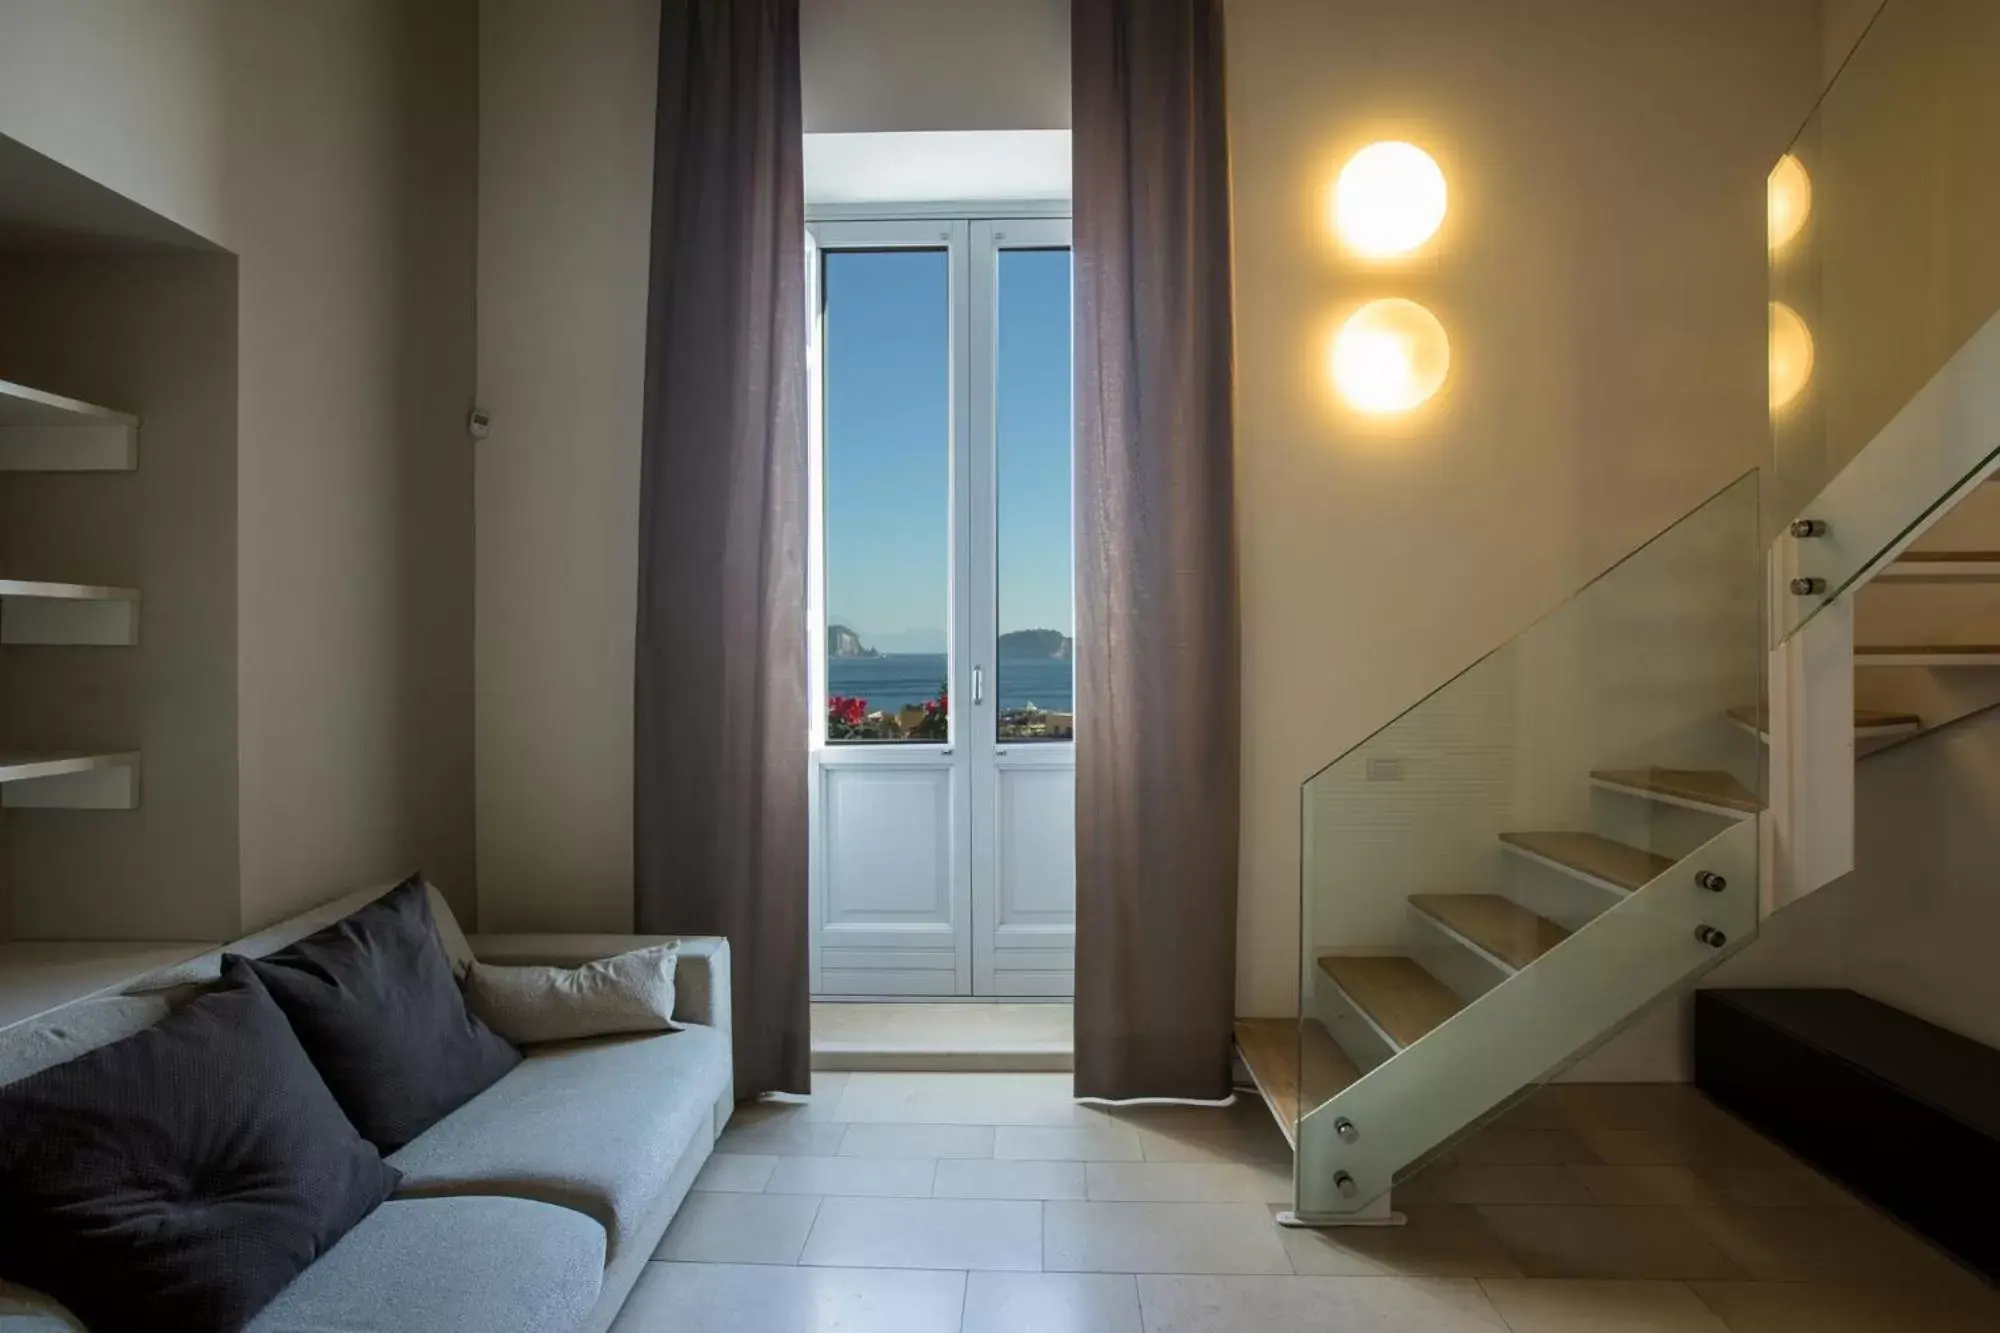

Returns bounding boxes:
[824,246,1073,655]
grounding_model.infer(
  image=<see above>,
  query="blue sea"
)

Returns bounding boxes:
[828,654,1073,714]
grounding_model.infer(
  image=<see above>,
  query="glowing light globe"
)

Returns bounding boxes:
[1335,142,1448,258]
[1769,301,1814,412]
[1331,299,1451,414]
[1768,154,1812,256]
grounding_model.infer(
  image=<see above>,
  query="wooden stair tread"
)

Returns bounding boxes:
[1315,954,1466,1049]
[1727,704,1921,732]
[1855,644,2000,654]
[1591,767,1762,813]
[1409,893,1570,971]
[1234,1017,1360,1143]
[1498,830,1674,892]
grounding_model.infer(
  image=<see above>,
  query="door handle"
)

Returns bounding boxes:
[972,665,985,706]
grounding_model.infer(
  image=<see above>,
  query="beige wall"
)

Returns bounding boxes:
[474,0,659,932]
[0,0,479,934]
[229,0,479,930]
[0,255,242,942]
[0,0,229,245]
[802,0,1069,132]
[1838,708,2000,1049]
[1228,0,1823,1023]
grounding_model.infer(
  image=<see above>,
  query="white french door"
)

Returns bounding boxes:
[806,212,1076,999]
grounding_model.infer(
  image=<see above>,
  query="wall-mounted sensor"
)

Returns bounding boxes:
[467,408,492,439]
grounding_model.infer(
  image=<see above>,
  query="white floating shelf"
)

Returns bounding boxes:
[0,580,140,645]
[0,940,216,1033]
[0,752,141,809]
[0,378,139,472]
[1856,645,2000,668]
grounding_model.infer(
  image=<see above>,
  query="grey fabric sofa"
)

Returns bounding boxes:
[0,887,734,1333]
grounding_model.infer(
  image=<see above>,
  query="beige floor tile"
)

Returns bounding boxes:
[1689,1280,2000,1333]
[1044,1201,1293,1275]
[1411,1163,1601,1206]
[1097,1098,1274,1134]
[1479,1279,1730,1331]
[764,1155,937,1197]
[1566,1164,1709,1207]
[935,1157,1087,1201]
[1131,1124,1293,1166]
[1275,1203,1523,1278]
[1572,1118,1782,1170]
[811,1001,1074,1059]
[1684,1155,1859,1209]
[745,1077,850,1123]
[654,1192,824,1264]
[1085,1160,1292,1204]
[837,1122,995,1159]
[1135,1275,1508,1332]
[809,1071,852,1097]
[1445,1126,1598,1165]
[800,1195,1043,1271]
[1475,1205,1745,1280]
[961,1272,1144,1333]
[611,1261,964,1333]
[691,1152,780,1193]
[1679,1202,1978,1287]
[832,1073,1094,1126]
[1482,1089,1576,1133]
[716,1110,850,1157]
[995,1124,1144,1162]
[1542,1084,1740,1134]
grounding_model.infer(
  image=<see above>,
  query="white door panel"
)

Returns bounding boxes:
[814,758,969,994]
[976,760,1077,995]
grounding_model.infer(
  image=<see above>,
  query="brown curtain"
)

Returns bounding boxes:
[1071,0,1240,1103]
[635,0,810,1097]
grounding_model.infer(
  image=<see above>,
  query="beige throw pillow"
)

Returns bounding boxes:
[462,944,683,1045]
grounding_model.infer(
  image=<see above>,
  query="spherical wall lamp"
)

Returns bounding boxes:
[1334,142,1448,258]
[1769,301,1814,412]
[1767,154,1812,256]
[1331,298,1451,414]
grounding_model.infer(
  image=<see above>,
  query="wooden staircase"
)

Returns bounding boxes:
[1236,759,1759,1142]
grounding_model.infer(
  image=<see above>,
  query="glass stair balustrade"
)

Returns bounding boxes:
[1771,0,2000,641]
[1274,472,1763,1223]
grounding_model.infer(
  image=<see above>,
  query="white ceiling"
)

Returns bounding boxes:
[803,131,1071,206]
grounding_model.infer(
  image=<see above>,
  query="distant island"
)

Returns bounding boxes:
[998,629,1073,661]
[826,624,878,659]
[828,625,1072,661]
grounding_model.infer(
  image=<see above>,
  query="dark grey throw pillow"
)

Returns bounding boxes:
[238,875,520,1151]
[0,959,399,1333]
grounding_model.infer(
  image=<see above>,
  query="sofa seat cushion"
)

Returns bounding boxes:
[387,1024,731,1260]
[247,1197,604,1333]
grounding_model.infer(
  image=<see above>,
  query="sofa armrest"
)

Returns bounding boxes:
[465,934,732,1035]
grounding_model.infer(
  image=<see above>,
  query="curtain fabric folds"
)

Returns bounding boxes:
[635,0,810,1097]
[1071,0,1242,1101]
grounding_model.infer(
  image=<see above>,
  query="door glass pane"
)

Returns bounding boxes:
[822,248,952,744]
[995,247,1074,742]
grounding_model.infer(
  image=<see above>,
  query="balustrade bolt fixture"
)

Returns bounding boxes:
[1333,1171,1359,1200]
[1790,519,1827,538]
[1695,924,1728,949]
[1790,577,1827,596]
[1334,1117,1359,1144]
[1695,871,1728,893]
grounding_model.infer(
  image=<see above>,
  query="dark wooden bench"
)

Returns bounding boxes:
[1695,988,2000,1283]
